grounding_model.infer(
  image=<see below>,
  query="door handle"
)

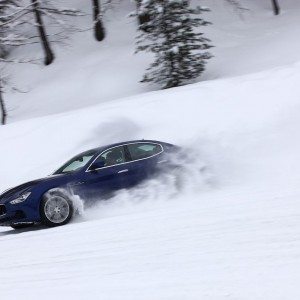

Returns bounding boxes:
[158,160,167,164]
[118,169,129,174]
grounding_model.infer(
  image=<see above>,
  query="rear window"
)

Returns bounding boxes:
[127,143,162,161]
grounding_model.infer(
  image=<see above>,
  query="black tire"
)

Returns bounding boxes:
[40,193,73,227]
[11,223,34,230]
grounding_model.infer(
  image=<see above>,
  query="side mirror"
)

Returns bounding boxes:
[89,160,105,171]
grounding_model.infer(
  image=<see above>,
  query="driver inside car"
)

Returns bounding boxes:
[105,150,124,166]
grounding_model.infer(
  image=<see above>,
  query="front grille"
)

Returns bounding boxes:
[0,205,7,216]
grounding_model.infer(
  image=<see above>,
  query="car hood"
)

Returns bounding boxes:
[0,173,72,201]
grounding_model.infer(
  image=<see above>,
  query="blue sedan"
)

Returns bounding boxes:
[0,140,177,229]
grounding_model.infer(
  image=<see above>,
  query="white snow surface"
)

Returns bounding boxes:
[1,0,300,299]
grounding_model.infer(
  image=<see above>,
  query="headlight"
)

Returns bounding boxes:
[10,192,31,205]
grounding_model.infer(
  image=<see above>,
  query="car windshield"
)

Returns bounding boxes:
[54,150,97,174]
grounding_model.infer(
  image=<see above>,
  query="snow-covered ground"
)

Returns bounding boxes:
[1,0,300,299]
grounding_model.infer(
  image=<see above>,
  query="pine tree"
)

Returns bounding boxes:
[136,0,212,89]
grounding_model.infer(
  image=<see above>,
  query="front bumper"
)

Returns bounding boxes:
[0,204,27,225]
[0,203,39,226]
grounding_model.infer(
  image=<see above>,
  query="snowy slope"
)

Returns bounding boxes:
[1,61,300,299]
[1,1,300,299]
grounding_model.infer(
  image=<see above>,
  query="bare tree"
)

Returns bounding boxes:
[0,77,7,125]
[0,0,37,124]
[1,1,83,66]
[224,0,249,15]
[226,0,280,15]
[92,0,105,41]
[29,0,84,65]
[271,0,280,15]
[0,1,9,58]
[31,0,54,65]
[0,0,26,124]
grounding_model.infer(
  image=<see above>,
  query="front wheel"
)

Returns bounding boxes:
[40,194,73,227]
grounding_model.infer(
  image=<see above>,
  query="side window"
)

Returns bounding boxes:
[93,146,126,168]
[127,143,162,161]
[61,155,93,173]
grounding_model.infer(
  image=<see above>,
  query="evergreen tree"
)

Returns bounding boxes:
[136,0,212,89]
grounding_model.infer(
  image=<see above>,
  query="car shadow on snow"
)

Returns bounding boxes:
[0,224,49,236]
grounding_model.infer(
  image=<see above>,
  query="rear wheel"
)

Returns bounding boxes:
[40,194,73,227]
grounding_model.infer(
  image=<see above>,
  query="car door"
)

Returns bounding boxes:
[124,142,164,187]
[80,145,130,200]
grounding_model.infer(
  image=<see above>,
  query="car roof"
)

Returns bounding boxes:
[88,139,170,155]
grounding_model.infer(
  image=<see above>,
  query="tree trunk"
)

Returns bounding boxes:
[138,13,151,27]
[32,0,54,65]
[271,0,280,15]
[136,0,151,31]
[92,0,105,41]
[0,85,7,125]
